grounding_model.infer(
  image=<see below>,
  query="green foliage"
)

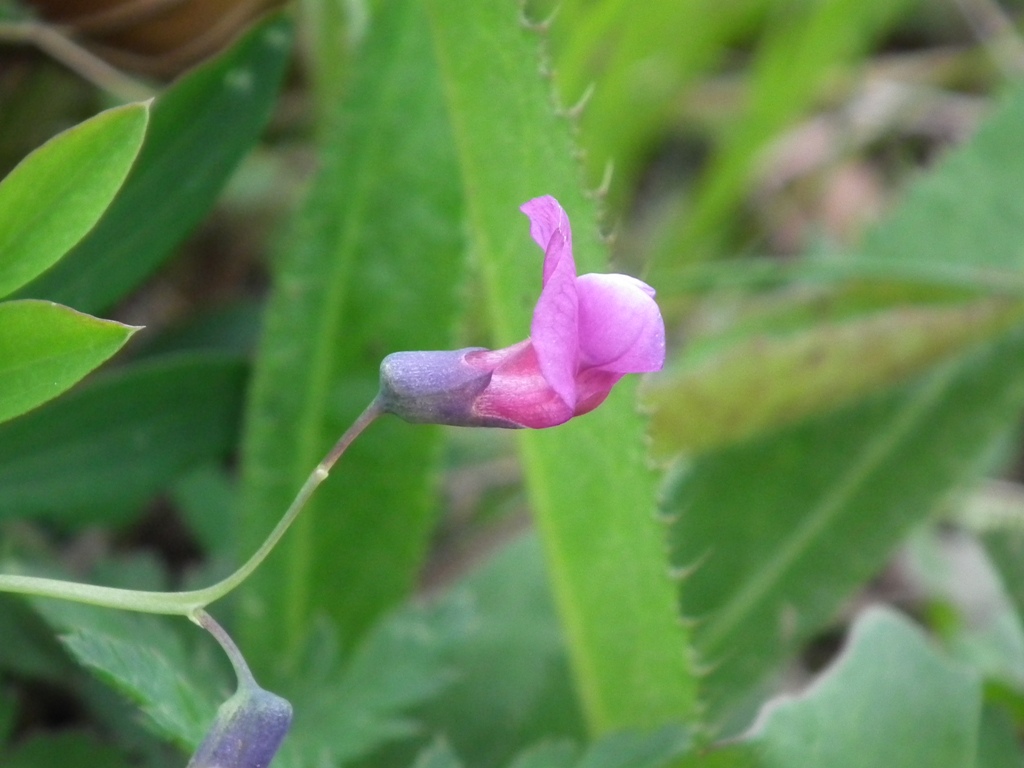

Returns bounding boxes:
[424,0,698,733]
[570,727,691,768]
[15,14,294,314]
[30,599,223,750]
[0,102,147,299]
[411,726,690,768]
[977,704,1023,768]
[413,740,464,768]
[237,0,465,672]
[658,82,1024,723]
[551,0,739,202]
[669,324,1024,721]
[419,536,585,768]
[276,600,469,768]
[0,686,13,747]
[668,0,913,264]
[0,300,136,424]
[0,100,147,427]
[4,732,133,768]
[644,298,1024,456]
[984,527,1024,628]
[743,608,979,767]
[0,353,245,526]
[859,85,1024,273]
[0,595,71,682]
[62,629,215,749]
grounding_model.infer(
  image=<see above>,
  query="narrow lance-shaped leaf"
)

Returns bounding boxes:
[643,298,1024,458]
[237,0,466,671]
[424,0,697,733]
[0,102,148,299]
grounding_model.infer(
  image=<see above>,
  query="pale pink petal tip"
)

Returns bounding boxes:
[575,273,665,373]
[531,259,580,410]
[520,195,567,250]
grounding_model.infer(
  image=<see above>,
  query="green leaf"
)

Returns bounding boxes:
[422,536,585,768]
[748,608,980,768]
[411,740,465,768]
[644,298,1024,457]
[237,0,465,671]
[984,526,1024,631]
[507,742,579,768]
[0,300,136,425]
[3,732,132,768]
[653,0,911,269]
[977,703,1024,768]
[277,600,469,768]
[32,599,223,750]
[0,686,14,748]
[60,630,214,749]
[903,526,1024,691]
[504,726,691,768]
[575,727,692,768]
[424,0,697,733]
[172,465,238,559]
[860,84,1024,274]
[0,595,73,682]
[553,0,749,203]
[0,102,148,299]
[16,14,293,314]
[0,353,245,527]
[665,81,1024,724]
[668,323,1024,722]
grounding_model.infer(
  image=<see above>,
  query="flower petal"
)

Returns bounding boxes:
[523,197,579,409]
[467,341,575,428]
[573,368,623,417]
[576,273,665,372]
[520,195,573,284]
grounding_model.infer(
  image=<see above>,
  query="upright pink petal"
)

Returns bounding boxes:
[523,197,579,409]
[531,252,579,410]
[520,196,573,284]
[576,273,665,373]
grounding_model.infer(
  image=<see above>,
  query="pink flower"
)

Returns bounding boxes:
[379,196,665,429]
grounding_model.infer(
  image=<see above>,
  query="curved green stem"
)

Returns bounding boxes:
[192,608,256,689]
[0,399,383,615]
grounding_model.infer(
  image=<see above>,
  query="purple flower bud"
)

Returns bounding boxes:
[378,196,665,430]
[187,683,292,768]
[378,348,513,427]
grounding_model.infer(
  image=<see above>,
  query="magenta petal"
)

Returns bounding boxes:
[531,253,579,410]
[468,341,576,428]
[576,273,665,372]
[520,196,574,284]
[521,196,579,409]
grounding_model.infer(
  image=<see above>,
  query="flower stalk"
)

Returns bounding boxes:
[187,609,293,768]
[0,399,383,615]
